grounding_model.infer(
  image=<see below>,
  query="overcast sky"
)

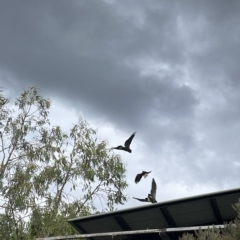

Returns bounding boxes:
[1,0,240,210]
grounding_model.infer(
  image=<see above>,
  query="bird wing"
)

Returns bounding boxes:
[150,178,157,200]
[133,197,149,202]
[124,132,136,148]
[135,173,143,184]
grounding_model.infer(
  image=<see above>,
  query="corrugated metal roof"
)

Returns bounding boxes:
[68,188,240,240]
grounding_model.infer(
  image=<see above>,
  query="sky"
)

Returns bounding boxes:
[1,0,240,210]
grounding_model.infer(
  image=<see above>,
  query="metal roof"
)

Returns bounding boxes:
[68,188,240,240]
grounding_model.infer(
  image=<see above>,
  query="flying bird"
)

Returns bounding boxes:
[110,132,136,153]
[133,178,157,203]
[135,171,151,184]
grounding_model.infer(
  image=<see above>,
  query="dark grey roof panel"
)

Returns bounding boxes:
[75,218,122,233]
[217,192,240,219]
[167,199,215,226]
[217,193,240,207]
[122,208,168,229]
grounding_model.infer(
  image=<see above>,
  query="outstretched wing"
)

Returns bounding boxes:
[124,132,136,148]
[150,178,157,200]
[133,197,149,202]
[135,173,143,184]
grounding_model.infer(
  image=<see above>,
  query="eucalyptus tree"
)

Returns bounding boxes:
[0,87,128,239]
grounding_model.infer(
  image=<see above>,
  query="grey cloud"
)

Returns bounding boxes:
[0,0,197,147]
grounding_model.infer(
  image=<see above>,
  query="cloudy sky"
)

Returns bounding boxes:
[1,0,240,210]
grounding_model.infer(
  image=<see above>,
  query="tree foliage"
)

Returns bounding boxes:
[180,198,240,240]
[0,87,128,239]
